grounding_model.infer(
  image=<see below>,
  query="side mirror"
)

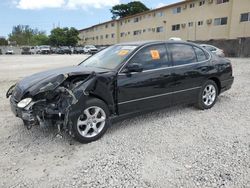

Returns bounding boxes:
[125,63,143,73]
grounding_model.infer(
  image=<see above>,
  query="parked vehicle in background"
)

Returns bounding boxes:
[169,37,182,41]
[83,45,98,54]
[50,47,58,54]
[39,45,51,54]
[73,47,84,54]
[56,46,72,54]
[30,47,36,54]
[6,41,234,143]
[5,48,14,55]
[21,47,33,55]
[200,44,225,58]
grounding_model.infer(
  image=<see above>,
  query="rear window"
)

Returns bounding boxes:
[169,44,197,66]
[194,47,208,61]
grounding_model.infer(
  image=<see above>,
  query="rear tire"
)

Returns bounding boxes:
[196,80,218,110]
[72,98,110,143]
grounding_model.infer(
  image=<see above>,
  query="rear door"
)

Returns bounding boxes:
[117,43,174,115]
[167,43,210,105]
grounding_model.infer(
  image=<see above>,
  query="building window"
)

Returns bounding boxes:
[148,28,152,32]
[134,17,139,23]
[143,29,146,33]
[198,21,203,26]
[111,33,115,38]
[156,26,164,32]
[172,7,181,14]
[216,0,229,4]
[133,30,141,35]
[240,13,250,22]
[96,36,98,40]
[172,24,180,31]
[214,17,228,25]
[105,34,109,39]
[188,22,194,27]
[128,31,130,35]
[157,12,164,17]
[199,0,205,6]
[105,24,108,28]
[120,32,125,37]
[111,23,115,27]
[190,3,195,8]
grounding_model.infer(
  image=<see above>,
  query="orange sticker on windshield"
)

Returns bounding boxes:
[150,50,160,60]
[118,50,129,56]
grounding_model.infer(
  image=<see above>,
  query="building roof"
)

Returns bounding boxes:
[79,0,193,32]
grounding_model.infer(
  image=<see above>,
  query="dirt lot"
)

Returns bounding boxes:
[0,55,249,188]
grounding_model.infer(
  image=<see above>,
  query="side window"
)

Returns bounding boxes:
[169,44,197,66]
[128,44,170,71]
[203,45,216,51]
[194,47,208,61]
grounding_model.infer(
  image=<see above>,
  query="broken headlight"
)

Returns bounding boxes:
[17,98,32,108]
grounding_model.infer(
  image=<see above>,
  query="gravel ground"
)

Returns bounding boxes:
[0,55,249,188]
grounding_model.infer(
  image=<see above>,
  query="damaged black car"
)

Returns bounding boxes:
[6,41,234,143]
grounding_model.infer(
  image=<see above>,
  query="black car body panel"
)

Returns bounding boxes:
[7,41,234,134]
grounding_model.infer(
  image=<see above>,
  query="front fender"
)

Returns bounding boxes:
[66,75,115,128]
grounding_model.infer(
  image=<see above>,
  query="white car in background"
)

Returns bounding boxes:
[5,49,14,55]
[83,45,98,54]
[200,44,225,58]
[169,37,182,41]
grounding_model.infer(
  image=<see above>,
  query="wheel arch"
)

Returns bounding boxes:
[88,93,115,115]
[208,77,221,94]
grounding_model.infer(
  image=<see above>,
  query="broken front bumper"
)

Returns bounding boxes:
[10,96,36,124]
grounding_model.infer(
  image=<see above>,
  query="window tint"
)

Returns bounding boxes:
[194,47,208,61]
[169,44,197,66]
[129,44,170,70]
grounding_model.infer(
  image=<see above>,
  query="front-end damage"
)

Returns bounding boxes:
[7,71,116,136]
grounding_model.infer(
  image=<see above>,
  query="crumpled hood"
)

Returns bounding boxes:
[13,65,109,101]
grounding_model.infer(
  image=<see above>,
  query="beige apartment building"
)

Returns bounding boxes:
[78,0,250,46]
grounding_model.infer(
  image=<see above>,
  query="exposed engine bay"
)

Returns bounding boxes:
[7,68,116,137]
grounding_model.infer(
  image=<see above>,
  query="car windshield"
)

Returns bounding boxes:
[80,45,137,70]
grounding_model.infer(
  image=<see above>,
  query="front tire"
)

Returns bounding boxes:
[72,98,110,143]
[196,80,218,110]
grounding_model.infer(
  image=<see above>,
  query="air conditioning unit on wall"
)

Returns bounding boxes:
[207,19,212,24]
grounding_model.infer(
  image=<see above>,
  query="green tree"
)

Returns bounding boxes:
[0,37,8,46]
[8,25,47,45]
[110,1,149,19]
[49,27,79,46]
[66,27,80,46]
[30,34,49,46]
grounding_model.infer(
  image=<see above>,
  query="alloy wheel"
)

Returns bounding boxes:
[77,106,106,138]
[202,84,216,106]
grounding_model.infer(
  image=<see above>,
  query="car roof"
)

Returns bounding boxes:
[116,40,199,47]
[200,44,216,47]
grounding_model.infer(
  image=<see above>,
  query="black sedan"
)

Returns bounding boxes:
[6,41,234,143]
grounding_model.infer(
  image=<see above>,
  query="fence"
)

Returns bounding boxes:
[194,37,250,57]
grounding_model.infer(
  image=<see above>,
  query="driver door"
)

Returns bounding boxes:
[117,43,174,115]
